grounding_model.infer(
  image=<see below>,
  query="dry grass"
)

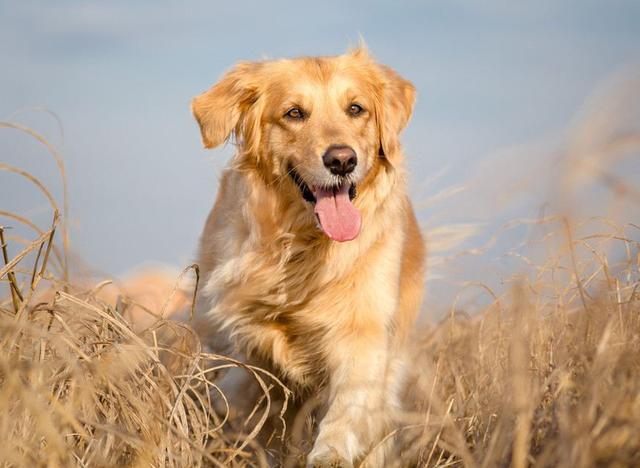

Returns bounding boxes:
[397,216,640,467]
[1,76,639,466]
[0,120,291,467]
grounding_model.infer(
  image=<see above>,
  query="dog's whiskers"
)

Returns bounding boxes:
[271,161,306,188]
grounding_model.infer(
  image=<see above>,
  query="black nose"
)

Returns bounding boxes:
[322,145,357,176]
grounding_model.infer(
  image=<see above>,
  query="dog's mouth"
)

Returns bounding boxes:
[288,167,361,242]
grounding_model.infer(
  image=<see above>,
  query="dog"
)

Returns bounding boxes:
[190,47,425,466]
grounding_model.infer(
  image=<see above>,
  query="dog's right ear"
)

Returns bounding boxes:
[191,62,262,149]
[375,64,416,164]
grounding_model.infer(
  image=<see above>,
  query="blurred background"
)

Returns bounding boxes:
[1,1,639,317]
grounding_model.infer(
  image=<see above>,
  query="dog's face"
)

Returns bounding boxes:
[192,48,415,242]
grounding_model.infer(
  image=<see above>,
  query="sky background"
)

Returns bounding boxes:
[2,1,639,314]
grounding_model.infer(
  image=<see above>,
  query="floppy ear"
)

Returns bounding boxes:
[376,65,416,164]
[191,62,263,151]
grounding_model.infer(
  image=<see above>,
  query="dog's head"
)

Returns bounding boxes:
[192,47,415,242]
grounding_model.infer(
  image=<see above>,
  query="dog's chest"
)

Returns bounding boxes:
[200,226,402,386]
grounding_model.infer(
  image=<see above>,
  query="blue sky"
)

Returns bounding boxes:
[1,1,639,311]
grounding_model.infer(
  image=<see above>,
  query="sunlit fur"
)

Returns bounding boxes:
[191,47,425,466]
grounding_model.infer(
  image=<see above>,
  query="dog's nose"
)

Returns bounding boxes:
[322,145,357,176]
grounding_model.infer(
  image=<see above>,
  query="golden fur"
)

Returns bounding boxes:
[191,47,425,466]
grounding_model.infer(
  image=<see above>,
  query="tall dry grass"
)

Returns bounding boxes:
[1,74,639,466]
[0,118,291,467]
[396,216,640,467]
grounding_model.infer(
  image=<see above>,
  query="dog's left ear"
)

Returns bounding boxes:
[191,62,264,154]
[376,65,416,164]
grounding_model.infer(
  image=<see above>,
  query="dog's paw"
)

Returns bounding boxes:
[306,447,353,468]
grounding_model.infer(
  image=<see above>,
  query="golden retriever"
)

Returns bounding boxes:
[191,47,425,466]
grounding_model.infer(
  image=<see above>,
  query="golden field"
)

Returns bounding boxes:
[1,77,639,467]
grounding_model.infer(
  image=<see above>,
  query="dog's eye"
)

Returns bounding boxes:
[348,103,364,116]
[285,107,304,120]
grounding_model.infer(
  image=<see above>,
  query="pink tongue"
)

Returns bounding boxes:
[313,185,361,242]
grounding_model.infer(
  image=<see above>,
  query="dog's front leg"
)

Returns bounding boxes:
[307,328,398,467]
